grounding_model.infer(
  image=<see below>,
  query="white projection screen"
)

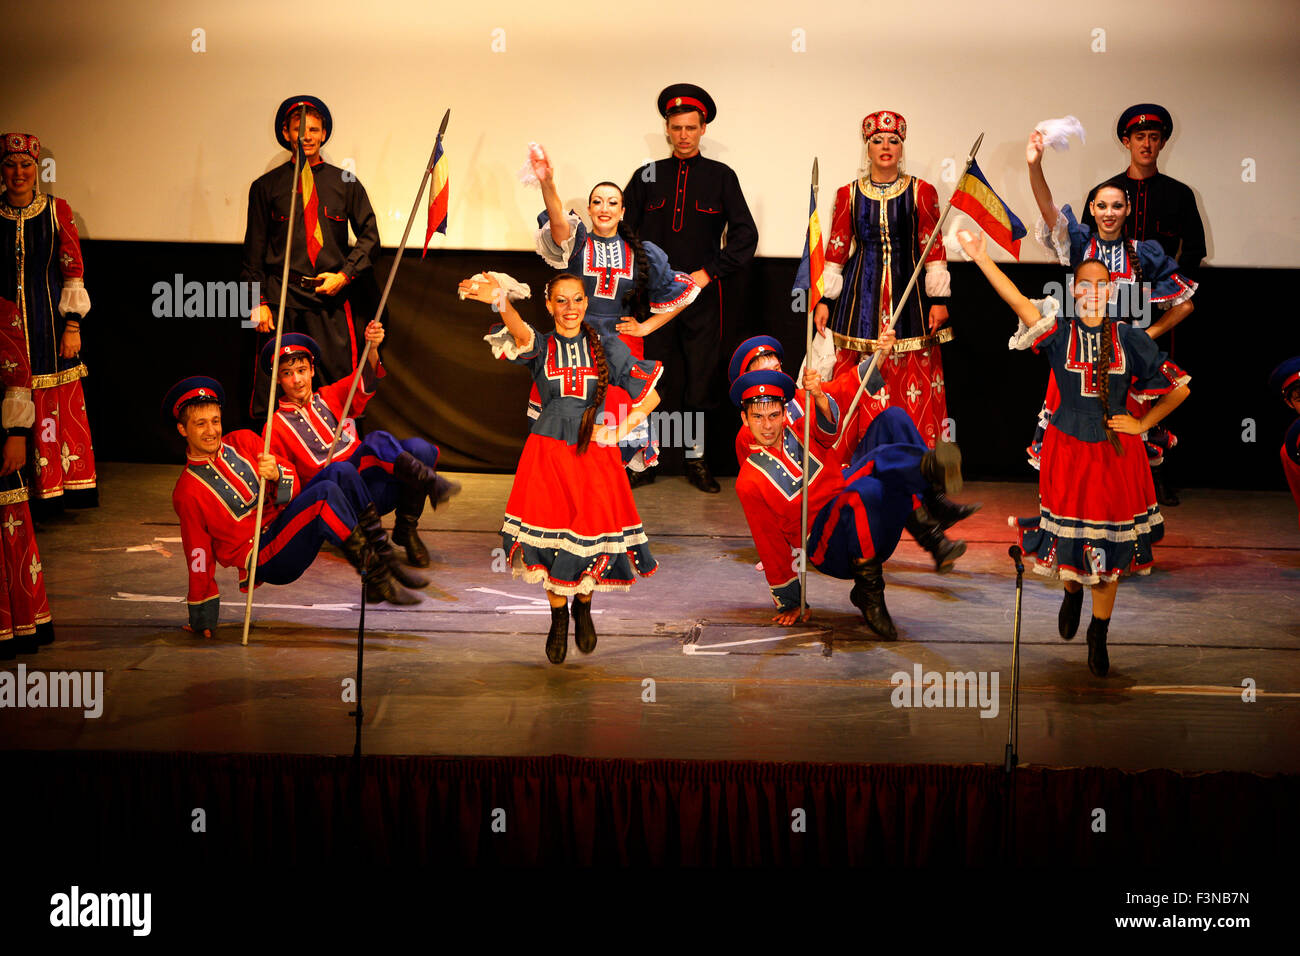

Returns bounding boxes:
[17,0,1300,266]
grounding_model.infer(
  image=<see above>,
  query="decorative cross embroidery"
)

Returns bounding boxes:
[906,382,921,403]
[29,555,42,583]
[829,236,846,252]
[3,513,21,536]
[584,238,632,300]
[60,441,79,472]
[545,337,599,399]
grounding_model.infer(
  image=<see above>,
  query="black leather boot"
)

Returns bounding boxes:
[546,602,569,664]
[1086,616,1111,677]
[394,451,461,510]
[340,523,416,605]
[572,596,597,654]
[849,559,897,640]
[1151,464,1180,507]
[1058,587,1084,640]
[391,486,429,568]
[904,505,966,574]
[627,466,656,489]
[358,503,428,589]
[920,440,964,495]
[924,492,981,531]
[684,458,720,494]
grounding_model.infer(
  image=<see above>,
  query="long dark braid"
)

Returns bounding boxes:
[576,321,609,454]
[1079,257,1125,456]
[617,222,651,321]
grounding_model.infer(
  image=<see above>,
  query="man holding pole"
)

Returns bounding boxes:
[730,366,966,636]
[262,326,457,572]
[167,377,411,640]
[242,95,383,420]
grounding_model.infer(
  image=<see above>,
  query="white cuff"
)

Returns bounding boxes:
[2,387,35,429]
[483,271,531,301]
[801,326,837,383]
[485,323,536,360]
[1034,213,1070,265]
[822,262,843,300]
[1009,297,1061,350]
[534,212,582,269]
[59,278,91,317]
[924,260,951,298]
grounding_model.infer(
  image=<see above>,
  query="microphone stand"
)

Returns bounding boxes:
[1003,544,1025,861]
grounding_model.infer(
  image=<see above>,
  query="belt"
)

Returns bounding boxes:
[832,326,953,354]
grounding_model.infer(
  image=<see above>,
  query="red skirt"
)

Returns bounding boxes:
[32,379,97,501]
[1013,426,1163,584]
[834,345,947,450]
[0,498,53,640]
[501,434,657,595]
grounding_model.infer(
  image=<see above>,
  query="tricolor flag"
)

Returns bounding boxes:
[423,137,448,257]
[297,145,325,268]
[951,159,1026,259]
[791,186,825,312]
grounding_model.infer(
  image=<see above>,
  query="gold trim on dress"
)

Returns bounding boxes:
[31,363,87,389]
[856,175,911,202]
[0,486,31,505]
[833,326,954,354]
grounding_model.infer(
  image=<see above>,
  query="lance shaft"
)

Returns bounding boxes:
[242,105,309,645]
[835,133,984,446]
[326,110,450,458]
[799,158,818,619]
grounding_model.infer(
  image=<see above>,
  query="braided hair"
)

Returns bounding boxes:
[1078,257,1125,456]
[576,321,609,455]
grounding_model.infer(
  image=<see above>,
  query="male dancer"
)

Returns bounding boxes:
[242,95,382,418]
[168,376,409,638]
[261,325,456,570]
[622,83,758,492]
[730,334,977,573]
[731,366,965,637]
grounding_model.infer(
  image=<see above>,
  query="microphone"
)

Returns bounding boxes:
[1008,545,1024,575]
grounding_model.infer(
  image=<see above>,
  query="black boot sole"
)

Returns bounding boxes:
[933,539,966,574]
[849,581,897,640]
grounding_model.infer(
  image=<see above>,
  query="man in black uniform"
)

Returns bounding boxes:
[1081,104,1206,279]
[242,95,382,420]
[1081,103,1206,506]
[623,84,758,493]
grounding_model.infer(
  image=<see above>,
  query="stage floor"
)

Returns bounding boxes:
[6,462,1299,774]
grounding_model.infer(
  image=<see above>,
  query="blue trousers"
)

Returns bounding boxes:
[807,408,931,579]
[253,478,359,586]
[343,432,440,515]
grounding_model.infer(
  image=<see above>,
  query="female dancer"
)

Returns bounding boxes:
[0,133,96,511]
[531,148,696,478]
[813,110,952,449]
[955,229,1190,677]
[1026,130,1195,500]
[459,271,662,665]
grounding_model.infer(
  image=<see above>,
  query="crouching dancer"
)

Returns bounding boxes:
[167,376,406,639]
[261,322,457,576]
[732,366,965,637]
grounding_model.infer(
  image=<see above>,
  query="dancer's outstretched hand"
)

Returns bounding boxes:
[457,273,506,309]
[955,229,987,261]
[1026,130,1045,167]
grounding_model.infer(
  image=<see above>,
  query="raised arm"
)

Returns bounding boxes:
[534,147,570,245]
[1026,131,1058,230]
[458,273,531,349]
[955,230,1043,327]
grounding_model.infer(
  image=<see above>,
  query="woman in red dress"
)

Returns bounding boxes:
[458,271,663,664]
[956,229,1190,677]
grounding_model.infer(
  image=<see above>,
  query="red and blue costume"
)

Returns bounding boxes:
[0,296,53,654]
[731,369,932,612]
[0,133,96,505]
[167,377,367,633]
